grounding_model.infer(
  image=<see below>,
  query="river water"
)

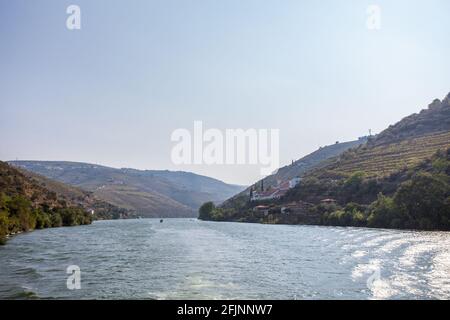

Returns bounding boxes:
[0,218,449,299]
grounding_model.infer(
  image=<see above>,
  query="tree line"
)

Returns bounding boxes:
[199,148,450,231]
[0,193,92,244]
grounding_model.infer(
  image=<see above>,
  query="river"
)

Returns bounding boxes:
[0,218,449,299]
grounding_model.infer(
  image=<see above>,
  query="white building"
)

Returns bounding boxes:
[250,177,301,201]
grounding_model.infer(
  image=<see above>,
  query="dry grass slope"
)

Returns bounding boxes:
[316,131,450,178]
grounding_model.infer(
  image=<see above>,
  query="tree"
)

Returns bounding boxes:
[7,195,35,231]
[344,171,365,186]
[51,212,63,227]
[367,193,398,228]
[393,172,450,230]
[198,202,215,220]
[34,209,52,229]
[341,171,368,203]
[0,211,9,245]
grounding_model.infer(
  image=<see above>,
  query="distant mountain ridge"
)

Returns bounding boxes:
[9,161,245,218]
[15,167,133,220]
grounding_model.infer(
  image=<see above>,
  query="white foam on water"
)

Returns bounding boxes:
[398,241,435,268]
[339,249,368,266]
[426,242,450,299]
[362,234,404,248]
[351,258,398,299]
[380,235,447,299]
[352,258,381,280]
[352,250,367,258]
[377,236,418,254]
[340,232,383,251]
[368,277,398,300]
[386,273,424,298]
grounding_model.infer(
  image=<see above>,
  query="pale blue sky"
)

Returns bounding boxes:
[1,0,449,185]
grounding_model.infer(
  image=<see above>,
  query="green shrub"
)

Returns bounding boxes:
[0,211,9,245]
[325,208,367,227]
[34,209,52,229]
[51,213,63,227]
[7,196,36,231]
[367,193,397,228]
[393,172,450,230]
[198,202,216,220]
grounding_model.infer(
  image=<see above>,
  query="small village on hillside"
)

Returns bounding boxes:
[250,177,301,201]
[248,176,335,220]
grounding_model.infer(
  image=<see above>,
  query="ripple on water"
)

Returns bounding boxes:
[0,219,449,299]
[425,240,450,299]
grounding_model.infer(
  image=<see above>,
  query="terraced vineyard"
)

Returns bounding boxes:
[201,93,450,230]
[313,131,450,179]
[308,93,450,180]
[220,138,367,209]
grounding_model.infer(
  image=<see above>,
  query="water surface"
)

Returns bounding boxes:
[0,219,449,299]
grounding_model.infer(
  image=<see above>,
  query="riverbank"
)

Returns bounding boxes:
[0,196,93,245]
[199,215,450,233]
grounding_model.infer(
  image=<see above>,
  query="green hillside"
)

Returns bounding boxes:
[311,94,450,179]
[201,92,450,231]
[0,161,93,244]
[221,138,367,211]
[313,131,450,179]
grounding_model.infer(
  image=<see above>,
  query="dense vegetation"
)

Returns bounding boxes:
[0,194,92,244]
[200,148,450,231]
[318,148,450,229]
[0,161,93,244]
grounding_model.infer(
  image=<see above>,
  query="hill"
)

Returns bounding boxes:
[201,92,450,231]
[310,94,450,180]
[0,161,93,244]
[16,168,133,220]
[8,161,245,218]
[221,137,367,210]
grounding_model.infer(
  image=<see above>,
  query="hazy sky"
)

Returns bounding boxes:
[1,0,449,185]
